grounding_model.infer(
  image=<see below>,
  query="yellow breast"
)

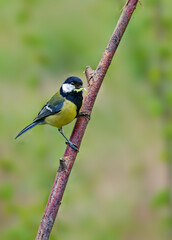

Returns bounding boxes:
[44,100,77,129]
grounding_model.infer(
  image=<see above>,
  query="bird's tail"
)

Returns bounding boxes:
[15,120,43,139]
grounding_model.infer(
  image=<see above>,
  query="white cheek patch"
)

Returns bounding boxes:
[62,83,75,93]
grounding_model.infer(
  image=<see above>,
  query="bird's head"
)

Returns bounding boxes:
[61,76,87,96]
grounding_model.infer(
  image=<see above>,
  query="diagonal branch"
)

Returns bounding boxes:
[35,0,139,239]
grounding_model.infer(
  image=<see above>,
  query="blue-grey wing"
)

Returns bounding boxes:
[33,99,64,122]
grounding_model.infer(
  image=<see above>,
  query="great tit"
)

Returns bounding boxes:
[15,76,87,151]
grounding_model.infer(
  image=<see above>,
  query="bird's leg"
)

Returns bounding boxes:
[58,128,78,151]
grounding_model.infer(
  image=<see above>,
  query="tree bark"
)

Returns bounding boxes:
[35,0,139,239]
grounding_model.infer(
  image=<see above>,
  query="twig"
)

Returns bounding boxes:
[35,0,139,239]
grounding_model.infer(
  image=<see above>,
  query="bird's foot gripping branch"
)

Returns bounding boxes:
[35,1,139,239]
[15,76,85,149]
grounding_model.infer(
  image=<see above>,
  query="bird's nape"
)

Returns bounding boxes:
[15,76,86,151]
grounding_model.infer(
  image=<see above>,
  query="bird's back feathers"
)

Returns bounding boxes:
[15,76,84,139]
[33,91,64,122]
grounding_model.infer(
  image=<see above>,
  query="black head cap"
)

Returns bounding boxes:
[64,76,83,86]
[61,76,83,114]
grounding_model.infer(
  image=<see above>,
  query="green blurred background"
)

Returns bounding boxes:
[0,0,171,239]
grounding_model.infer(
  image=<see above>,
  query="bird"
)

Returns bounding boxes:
[15,76,87,151]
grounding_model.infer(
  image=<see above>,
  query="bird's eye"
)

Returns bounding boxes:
[71,81,74,85]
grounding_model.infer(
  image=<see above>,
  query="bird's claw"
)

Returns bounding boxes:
[65,141,79,151]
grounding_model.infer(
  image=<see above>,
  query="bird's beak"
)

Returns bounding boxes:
[74,86,88,93]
